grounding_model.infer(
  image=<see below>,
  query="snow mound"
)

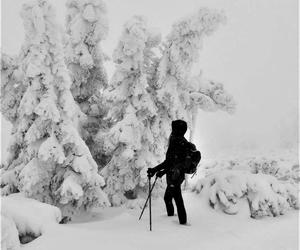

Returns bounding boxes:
[1,193,62,238]
[191,170,299,218]
[1,214,20,250]
[125,198,147,209]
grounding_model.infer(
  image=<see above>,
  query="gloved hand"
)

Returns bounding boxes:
[147,168,155,178]
[156,170,165,178]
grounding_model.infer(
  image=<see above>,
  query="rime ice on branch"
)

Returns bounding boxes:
[0,0,109,217]
[97,16,162,206]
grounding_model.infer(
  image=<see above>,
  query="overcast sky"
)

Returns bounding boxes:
[1,0,298,160]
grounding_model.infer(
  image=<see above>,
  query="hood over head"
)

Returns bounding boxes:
[171,120,187,136]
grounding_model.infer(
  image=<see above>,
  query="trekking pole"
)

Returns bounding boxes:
[138,175,158,221]
[149,176,152,231]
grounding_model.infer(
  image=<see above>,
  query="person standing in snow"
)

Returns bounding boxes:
[147,120,196,225]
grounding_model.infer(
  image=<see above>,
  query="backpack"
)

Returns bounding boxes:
[167,148,201,185]
[183,147,201,175]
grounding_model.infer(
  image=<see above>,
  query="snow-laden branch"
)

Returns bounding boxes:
[189,74,236,114]
[1,54,25,123]
[157,8,226,87]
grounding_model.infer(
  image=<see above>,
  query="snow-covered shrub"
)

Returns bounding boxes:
[0,0,109,218]
[97,16,163,206]
[1,193,62,245]
[199,154,299,185]
[248,157,300,183]
[249,157,280,175]
[192,170,299,218]
[277,163,300,183]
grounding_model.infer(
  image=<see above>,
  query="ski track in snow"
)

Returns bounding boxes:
[23,192,298,250]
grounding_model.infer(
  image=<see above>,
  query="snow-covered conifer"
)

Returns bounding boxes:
[149,9,235,188]
[0,0,109,217]
[65,0,109,166]
[144,9,226,176]
[97,16,162,206]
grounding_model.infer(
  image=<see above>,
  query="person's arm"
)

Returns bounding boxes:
[190,143,196,150]
[156,168,168,178]
[148,139,174,176]
[148,153,172,176]
[153,160,167,172]
[147,160,167,177]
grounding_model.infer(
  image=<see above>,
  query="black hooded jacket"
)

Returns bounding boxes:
[154,120,195,185]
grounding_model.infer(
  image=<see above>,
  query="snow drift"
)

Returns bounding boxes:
[1,193,62,248]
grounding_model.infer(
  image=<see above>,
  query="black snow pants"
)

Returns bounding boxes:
[164,185,187,224]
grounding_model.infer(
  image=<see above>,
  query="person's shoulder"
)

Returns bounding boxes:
[183,138,196,150]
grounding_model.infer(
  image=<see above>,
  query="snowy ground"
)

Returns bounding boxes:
[22,191,298,250]
[2,149,298,250]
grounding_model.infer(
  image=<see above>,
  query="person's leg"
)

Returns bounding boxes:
[173,185,187,224]
[164,186,174,216]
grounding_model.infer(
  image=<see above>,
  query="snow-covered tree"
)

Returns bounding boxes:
[0,0,109,218]
[148,8,235,188]
[65,0,109,166]
[153,9,232,137]
[97,16,163,206]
